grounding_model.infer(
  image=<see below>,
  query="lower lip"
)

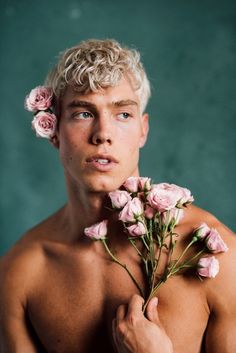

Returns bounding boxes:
[86,160,117,172]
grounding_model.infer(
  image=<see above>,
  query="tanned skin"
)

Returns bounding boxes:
[1,77,236,353]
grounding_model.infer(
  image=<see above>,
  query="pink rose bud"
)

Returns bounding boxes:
[147,183,180,212]
[119,197,143,223]
[127,222,146,237]
[138,177,151,191]
[32,111,57,139]
[205,228,228,253]
[84,220,108,240]
[109,190,131,209]
[123,177,140,193]
[193,223,211,240]
[197,256,219,278]
[144,205,156,219]
[25,86,53,112]
[162,208,184,225]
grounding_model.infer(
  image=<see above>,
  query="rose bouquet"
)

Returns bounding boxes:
[85,177,228,311]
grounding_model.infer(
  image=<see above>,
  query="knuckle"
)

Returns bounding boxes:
[128,313,138,326]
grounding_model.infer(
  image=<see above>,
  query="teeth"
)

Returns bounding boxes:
[95,159,109,164]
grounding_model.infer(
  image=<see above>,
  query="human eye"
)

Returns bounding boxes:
[72,111,93,120]
[117,112,131,120]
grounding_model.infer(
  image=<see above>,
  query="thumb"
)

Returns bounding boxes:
[146,297,161,325]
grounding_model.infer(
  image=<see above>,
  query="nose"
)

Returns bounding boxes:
[91,116,113,145]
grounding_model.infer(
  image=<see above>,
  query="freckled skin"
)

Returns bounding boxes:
[1,78,236,353]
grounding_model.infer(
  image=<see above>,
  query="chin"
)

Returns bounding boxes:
[84,174,125,193]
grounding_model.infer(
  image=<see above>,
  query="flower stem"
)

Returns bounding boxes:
[101,240,144,297]
[142,279,164,313]
[169,237,197,274]
[141,236,150,251]
[129,238,143,258]
[178,248,206,269]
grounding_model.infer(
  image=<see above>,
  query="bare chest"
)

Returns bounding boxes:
[27,247,210,353]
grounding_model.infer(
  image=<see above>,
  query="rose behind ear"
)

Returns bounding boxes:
[32,112,57,139]
[25,86,53,112]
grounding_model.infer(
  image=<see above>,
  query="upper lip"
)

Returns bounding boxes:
[86,154,118,163]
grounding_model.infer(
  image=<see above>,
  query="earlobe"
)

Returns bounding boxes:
[50,135,60,149]
[139,113,149,148]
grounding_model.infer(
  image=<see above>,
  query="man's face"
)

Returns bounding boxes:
[56,76,149,193]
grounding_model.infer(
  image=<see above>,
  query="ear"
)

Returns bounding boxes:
[50,134,60,149]
[139,113,149,148]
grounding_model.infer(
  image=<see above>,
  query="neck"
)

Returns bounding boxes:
[62,168,140,242]
[62,180,116,242]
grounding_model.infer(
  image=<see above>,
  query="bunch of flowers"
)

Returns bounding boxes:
[24,86,57,139]
[84,177,228,311]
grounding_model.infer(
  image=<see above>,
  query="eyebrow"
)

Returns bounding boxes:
[67,100,97,110]
[66,99,138,110]
[112,99,138,107]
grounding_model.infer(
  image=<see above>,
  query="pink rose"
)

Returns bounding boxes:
[119,197,143,223]
[32,111,57,139]
[147,183,180,212]
[127,222,146,237]
[123,177,140,193]
[144,205,156,219]
[123,177,152,193]
[205,228,228,253]
[25,86,53,112]
[109,190,131,209]
[138,177,151,191]
[177,187,194,205]
[193,223,211,240]
[161,208,184,225]
[84,220,108,240]
[148,183,194,212]
[197,256,219,278]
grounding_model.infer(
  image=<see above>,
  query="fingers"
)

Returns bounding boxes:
[116,295,160,325]
[127,294,144,318]
[146,296,161,326]
[116,304,126,320]
[112,304,127,352]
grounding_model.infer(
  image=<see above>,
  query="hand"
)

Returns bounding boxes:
[112,294,173,353]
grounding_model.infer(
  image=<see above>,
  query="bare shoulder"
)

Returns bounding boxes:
[183,204,236,307]
[0,233,46,345]
[0,209,66,352]
[0,231,45,305]
[0,206,66,303]
[183,203,236,263]
[183,203,235,240]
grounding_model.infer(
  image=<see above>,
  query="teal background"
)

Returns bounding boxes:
[0,0,235,256]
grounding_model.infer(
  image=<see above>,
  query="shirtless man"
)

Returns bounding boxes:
[0,39,236,353]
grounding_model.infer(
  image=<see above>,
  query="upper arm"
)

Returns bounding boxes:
[203,221,236,352]
[0,253,42,353]
[205,311,236,353]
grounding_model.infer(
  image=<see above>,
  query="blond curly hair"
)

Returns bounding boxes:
[45,39,151,113]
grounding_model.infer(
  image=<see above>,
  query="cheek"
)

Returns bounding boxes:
[120,136,140,168]
[59,126,87,151]
[119,130,141,154]
[58,132,86,167]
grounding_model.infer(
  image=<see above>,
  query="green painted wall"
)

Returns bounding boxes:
[1,0,235,255]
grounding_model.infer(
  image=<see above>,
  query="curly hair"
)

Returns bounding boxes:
[45,39,151,113]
